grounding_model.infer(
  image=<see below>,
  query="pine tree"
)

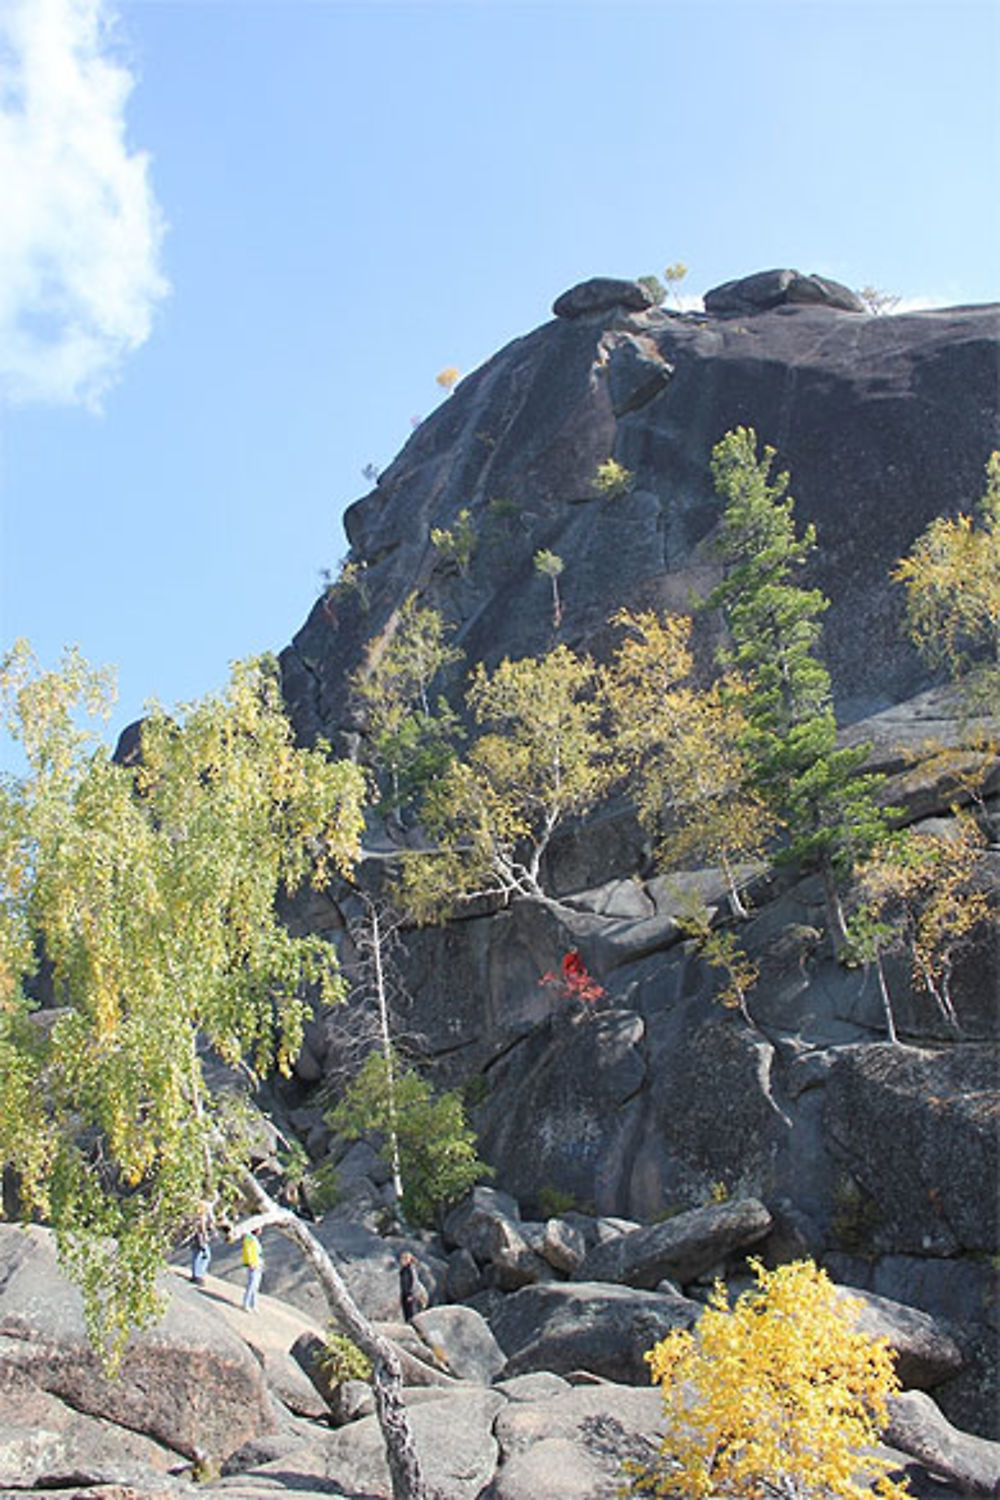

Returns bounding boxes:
[706,428,892,952]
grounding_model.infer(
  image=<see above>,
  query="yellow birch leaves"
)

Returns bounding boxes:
[630,1259,909,1500]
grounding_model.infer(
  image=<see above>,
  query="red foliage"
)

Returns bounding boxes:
[540,949,606,1009]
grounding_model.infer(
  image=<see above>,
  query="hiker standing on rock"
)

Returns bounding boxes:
[399,1250,419,1322]
[241,1226,262,1311]
[190,1201,213,1286]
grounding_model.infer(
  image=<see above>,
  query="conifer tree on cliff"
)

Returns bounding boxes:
[0,642,431,1500]
[706,428,891,953]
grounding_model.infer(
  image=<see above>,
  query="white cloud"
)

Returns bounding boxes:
[0,0,168,409]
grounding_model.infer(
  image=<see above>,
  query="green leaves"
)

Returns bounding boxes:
[395,643,617,919]
[705,428,893,947]
[327,1050,489,1226]
[893,450,1000,702]
[350,595,463,813]
[0,645,368,1366]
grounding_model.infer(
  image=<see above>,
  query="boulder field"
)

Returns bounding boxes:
[1,1211,997,1500]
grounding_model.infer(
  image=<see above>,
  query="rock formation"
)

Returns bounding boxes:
[14,272,997,1495]
[275,271,999,1448]
[281,269,999,736]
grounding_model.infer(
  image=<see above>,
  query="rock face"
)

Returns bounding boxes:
[281,274,999,739]
[273,273,998,1439]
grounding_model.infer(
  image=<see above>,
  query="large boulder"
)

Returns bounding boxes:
[0,1365,181,1490]
[493,1281,700,1384]
[411,1304,506,1385]
[322,1387,506,1500]
[0,1225,274,1464]
[703,267,865,315]
[886,1390,1000,1495]
[578,1198,773,1288]
[553,277,656,319]
[486,1381,665,1500]
[846,1287,964,1390]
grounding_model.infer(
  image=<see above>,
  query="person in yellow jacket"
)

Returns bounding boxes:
[241,1227,262,1311]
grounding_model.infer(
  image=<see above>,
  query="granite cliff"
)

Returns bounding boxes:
[281,269,998,734]
[3,272,998,1497]
[275,271,999,1440]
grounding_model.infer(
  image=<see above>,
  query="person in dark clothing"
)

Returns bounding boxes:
[399,1251,419,1322]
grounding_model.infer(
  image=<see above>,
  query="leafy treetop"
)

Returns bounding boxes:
[393,643,617,921]
[628,1257,908,1500]
[706,427,892,951]
[892,450,1000,696]
[0,641,368,1363]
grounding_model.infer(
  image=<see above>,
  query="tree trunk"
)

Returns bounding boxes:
[819,855,850,959]
[369,902,406,1219]
[873,954,898,1045]
[238,1175,428,1500]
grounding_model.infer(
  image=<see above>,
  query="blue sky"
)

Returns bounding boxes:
[2,0,998,756]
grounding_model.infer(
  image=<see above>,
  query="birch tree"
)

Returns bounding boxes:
[0,641,433,1500]
[892,449,1000,699]
[606,607,775,918]
[394,644,619,922]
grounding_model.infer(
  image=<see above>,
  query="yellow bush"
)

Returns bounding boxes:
[627,1258,908,1500]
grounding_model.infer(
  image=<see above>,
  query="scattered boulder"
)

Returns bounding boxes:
[411,1304,506,1385]
[493,1281,700,1384]
[578,1197,773,1288]
[444,1185,522,1248]
[495,1370,573,1402]
[322,1387,506,1500]
[553,277,655,319]
[446,1245,484,1301]
[845,1286,964,1389]
[703,267,865,315]
[541,1217,588,1275]
[443,1186,551,1288]
[486,1380,664,1500]
[887,1389,1000,1495]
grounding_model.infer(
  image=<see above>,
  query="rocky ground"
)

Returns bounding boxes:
[1,1200,998,1500]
